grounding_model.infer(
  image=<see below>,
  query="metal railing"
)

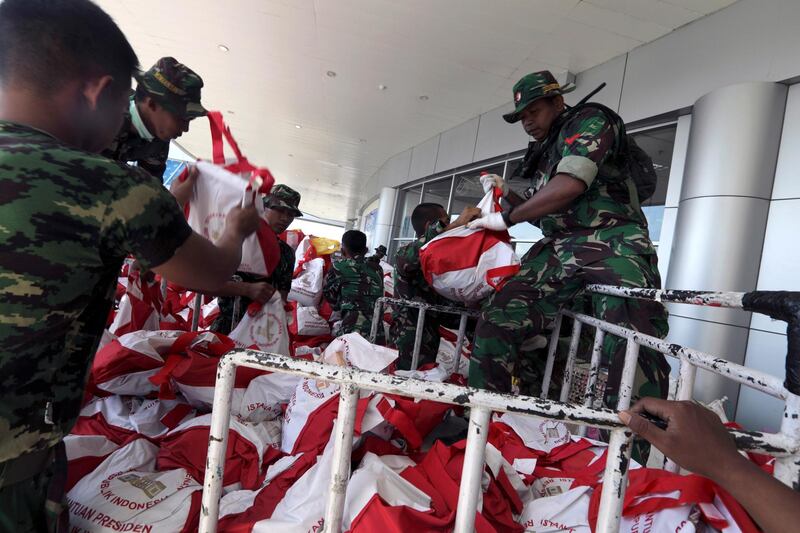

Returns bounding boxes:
[369,296,479,372]
[198,285,800,533]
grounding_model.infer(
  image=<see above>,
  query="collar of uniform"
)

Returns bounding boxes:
[129,99,155,142]
[0,119,60,142]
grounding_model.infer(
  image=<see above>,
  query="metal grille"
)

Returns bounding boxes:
[198,285,800,533]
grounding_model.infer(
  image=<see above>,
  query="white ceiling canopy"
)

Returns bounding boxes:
[95,0,735,221]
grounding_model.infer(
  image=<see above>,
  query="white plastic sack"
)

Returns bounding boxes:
[379,260,395,297]
[419,189,519,303]
[281,334,397,454]
[281,377,341,455]
[294,305,330,336]
[157,414,281,492]
[497,413,571,453]
[66,439,202,533]
[72,396,195,444]
[89,330,185,397]
[188,160,272,276]
[435,325,471,377]
[229,292,290,355]
[518,486,592,532]
[288,257,325,307]
[238,372,303,423]
[321,333,398,373]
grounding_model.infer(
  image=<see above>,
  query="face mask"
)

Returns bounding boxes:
[129,98,154,141]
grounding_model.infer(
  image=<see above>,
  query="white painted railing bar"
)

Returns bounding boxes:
[561,310,787,399]
[369,297,479,370]
[199,285,800,531]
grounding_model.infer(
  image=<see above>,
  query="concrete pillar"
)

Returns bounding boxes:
[665,82,786,415]
[373,187,397,252]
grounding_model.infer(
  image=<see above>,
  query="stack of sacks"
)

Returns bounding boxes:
[69,327,766,532]
[86,330,272,410]
[160,287,220,332]
[287,235,342,355]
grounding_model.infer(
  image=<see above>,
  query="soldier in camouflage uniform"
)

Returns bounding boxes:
[323,230,385,342]
[103,57,207,179]
[391,204,481,370]
[467,71,670,406]
[367,244,387,265]
[210,185,301,334]
[0,2,259,528]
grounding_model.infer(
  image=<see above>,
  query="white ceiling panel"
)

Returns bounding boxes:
[95,0,736,220]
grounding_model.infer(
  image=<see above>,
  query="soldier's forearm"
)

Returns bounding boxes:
[508,173,585,224]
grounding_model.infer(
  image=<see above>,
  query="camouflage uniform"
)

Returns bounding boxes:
[102,57,207,178]
[0,121,192,520]
[391,222,461,370]
[469,71,670,406]
[323,255,385,342]
[210,240,294,335]
[367,245,387,265]
[211,184,302,335]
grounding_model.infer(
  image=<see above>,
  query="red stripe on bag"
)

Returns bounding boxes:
[485,264,520,290]
[419,230,508,286]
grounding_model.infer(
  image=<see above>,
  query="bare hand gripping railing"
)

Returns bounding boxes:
[198,286,800,532]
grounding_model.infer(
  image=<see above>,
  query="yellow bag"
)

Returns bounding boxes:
[309,236,340,256]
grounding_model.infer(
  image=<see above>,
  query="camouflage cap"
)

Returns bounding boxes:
[502,70,575,124]
[136,57,207,120]
[375,245,387,254]
[264,184,302,217]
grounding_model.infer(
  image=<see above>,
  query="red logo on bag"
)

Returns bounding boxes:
[249,311,282,348]
[202,212,227,241]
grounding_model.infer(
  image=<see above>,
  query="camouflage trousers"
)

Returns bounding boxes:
[469,240,671,407]
[390,305,459,371]
[334,309,385,345]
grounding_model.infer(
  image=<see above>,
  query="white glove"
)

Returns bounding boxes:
[479,173,508,196]
[466,212,508,231]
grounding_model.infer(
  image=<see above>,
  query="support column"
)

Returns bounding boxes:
[666,82,786,416]
[373,187,398,252]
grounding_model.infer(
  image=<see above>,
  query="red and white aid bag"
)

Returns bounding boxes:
[229,293,290,355]
[184,111,278,277]
[289,257,325,307]
[419,187,519,303]
[66,439,202,533]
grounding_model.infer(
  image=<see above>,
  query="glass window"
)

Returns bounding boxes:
[395,185,422,239]
[421,177,453,211]
[632,125,675,208]
[630,124,677,243]
[450,163,504,219]
[162,159,188,187]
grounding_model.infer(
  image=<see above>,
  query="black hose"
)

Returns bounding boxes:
[742,291,800,394]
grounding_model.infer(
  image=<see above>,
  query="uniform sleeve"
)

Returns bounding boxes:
[555,110,616,188]
[272,243,295,294]
[323,266,342,309]
[102,168,193,270]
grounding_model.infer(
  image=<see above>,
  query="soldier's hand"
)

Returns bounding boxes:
[246,282,275,304]
[619,398,741,480]
[466,212,508,231]
[170,165,199,207]
[480,173,508,196]
[225,205,260,241]
[453,206,482,227]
